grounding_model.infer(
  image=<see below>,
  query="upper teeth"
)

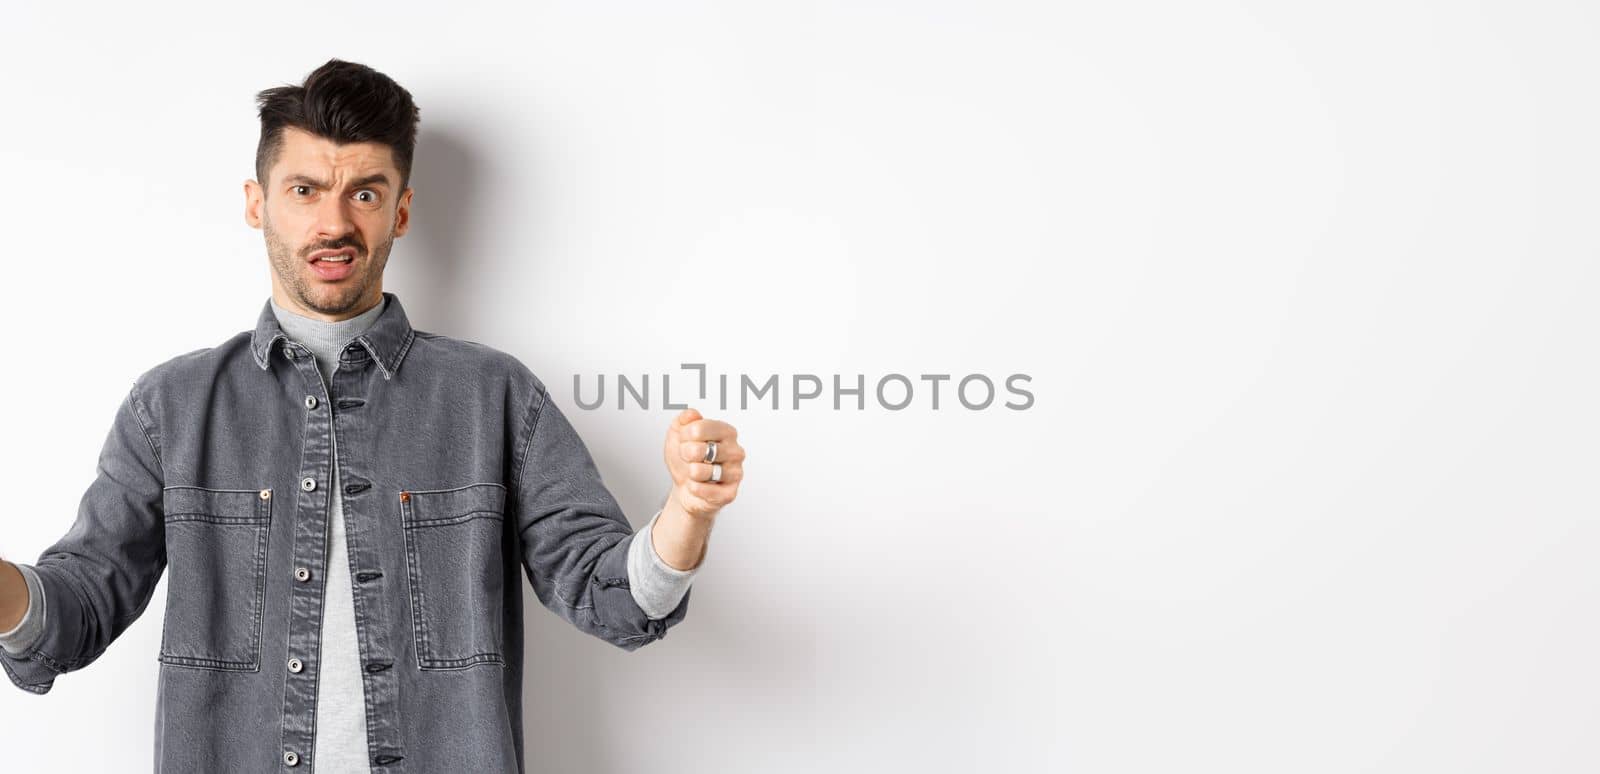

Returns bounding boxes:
[318,255,350,262]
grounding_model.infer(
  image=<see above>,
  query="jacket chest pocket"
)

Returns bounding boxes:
[400,482,508,669]
[159,486,272,671]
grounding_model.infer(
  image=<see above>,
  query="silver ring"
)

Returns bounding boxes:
[703,440,718,464]
[710,463,723,483]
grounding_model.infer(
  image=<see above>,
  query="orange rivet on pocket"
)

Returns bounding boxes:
[260,489,271,500]
[399,491,410,502]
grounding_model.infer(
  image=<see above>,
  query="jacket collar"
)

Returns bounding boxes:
[251,291,417,380]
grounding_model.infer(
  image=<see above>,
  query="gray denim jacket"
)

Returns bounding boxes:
[0,291,691,772]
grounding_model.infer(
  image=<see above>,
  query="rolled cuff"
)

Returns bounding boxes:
[627,508,702,620]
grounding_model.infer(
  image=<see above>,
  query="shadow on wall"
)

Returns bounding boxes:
[403,124,489,338]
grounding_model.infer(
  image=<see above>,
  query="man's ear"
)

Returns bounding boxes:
[244,179,264,229]
[393,187,414,237]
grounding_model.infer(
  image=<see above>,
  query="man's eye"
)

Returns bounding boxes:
[354,190,377,203]
[292,185,312,197]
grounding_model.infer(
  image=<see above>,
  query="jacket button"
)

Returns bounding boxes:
[301,477,316,491]
[283,750,300,766]
[294,567,311,582]
[259,489,271,500]
[287,657,303,673]
[304,395,318,409]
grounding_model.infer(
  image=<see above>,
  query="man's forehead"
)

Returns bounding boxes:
[273,126,397,182]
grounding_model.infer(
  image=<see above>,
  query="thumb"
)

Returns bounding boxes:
[676,407,702,426]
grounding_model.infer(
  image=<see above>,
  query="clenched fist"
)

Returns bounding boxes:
[663,407,744,521]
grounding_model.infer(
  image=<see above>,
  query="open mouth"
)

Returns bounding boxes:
[307,248,358,264]
[307,248,359,280]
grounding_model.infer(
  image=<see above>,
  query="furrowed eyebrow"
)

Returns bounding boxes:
[283,173,392,189]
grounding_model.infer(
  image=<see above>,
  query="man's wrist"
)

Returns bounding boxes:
[0,560,29,634]
[655,491,714,571]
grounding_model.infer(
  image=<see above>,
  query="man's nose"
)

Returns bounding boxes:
[312,191,356,240]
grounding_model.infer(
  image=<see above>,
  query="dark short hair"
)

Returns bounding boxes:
[254,58,421,194]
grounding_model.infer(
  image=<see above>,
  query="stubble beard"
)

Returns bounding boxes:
[264,211,395,317]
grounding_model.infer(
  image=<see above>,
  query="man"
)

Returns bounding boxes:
[0,58,744,772]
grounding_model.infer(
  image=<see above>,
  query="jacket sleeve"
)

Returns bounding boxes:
[1,380,167,694]
[511,383,691,651]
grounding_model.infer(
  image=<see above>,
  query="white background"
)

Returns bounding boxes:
[2,1,1596,772]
